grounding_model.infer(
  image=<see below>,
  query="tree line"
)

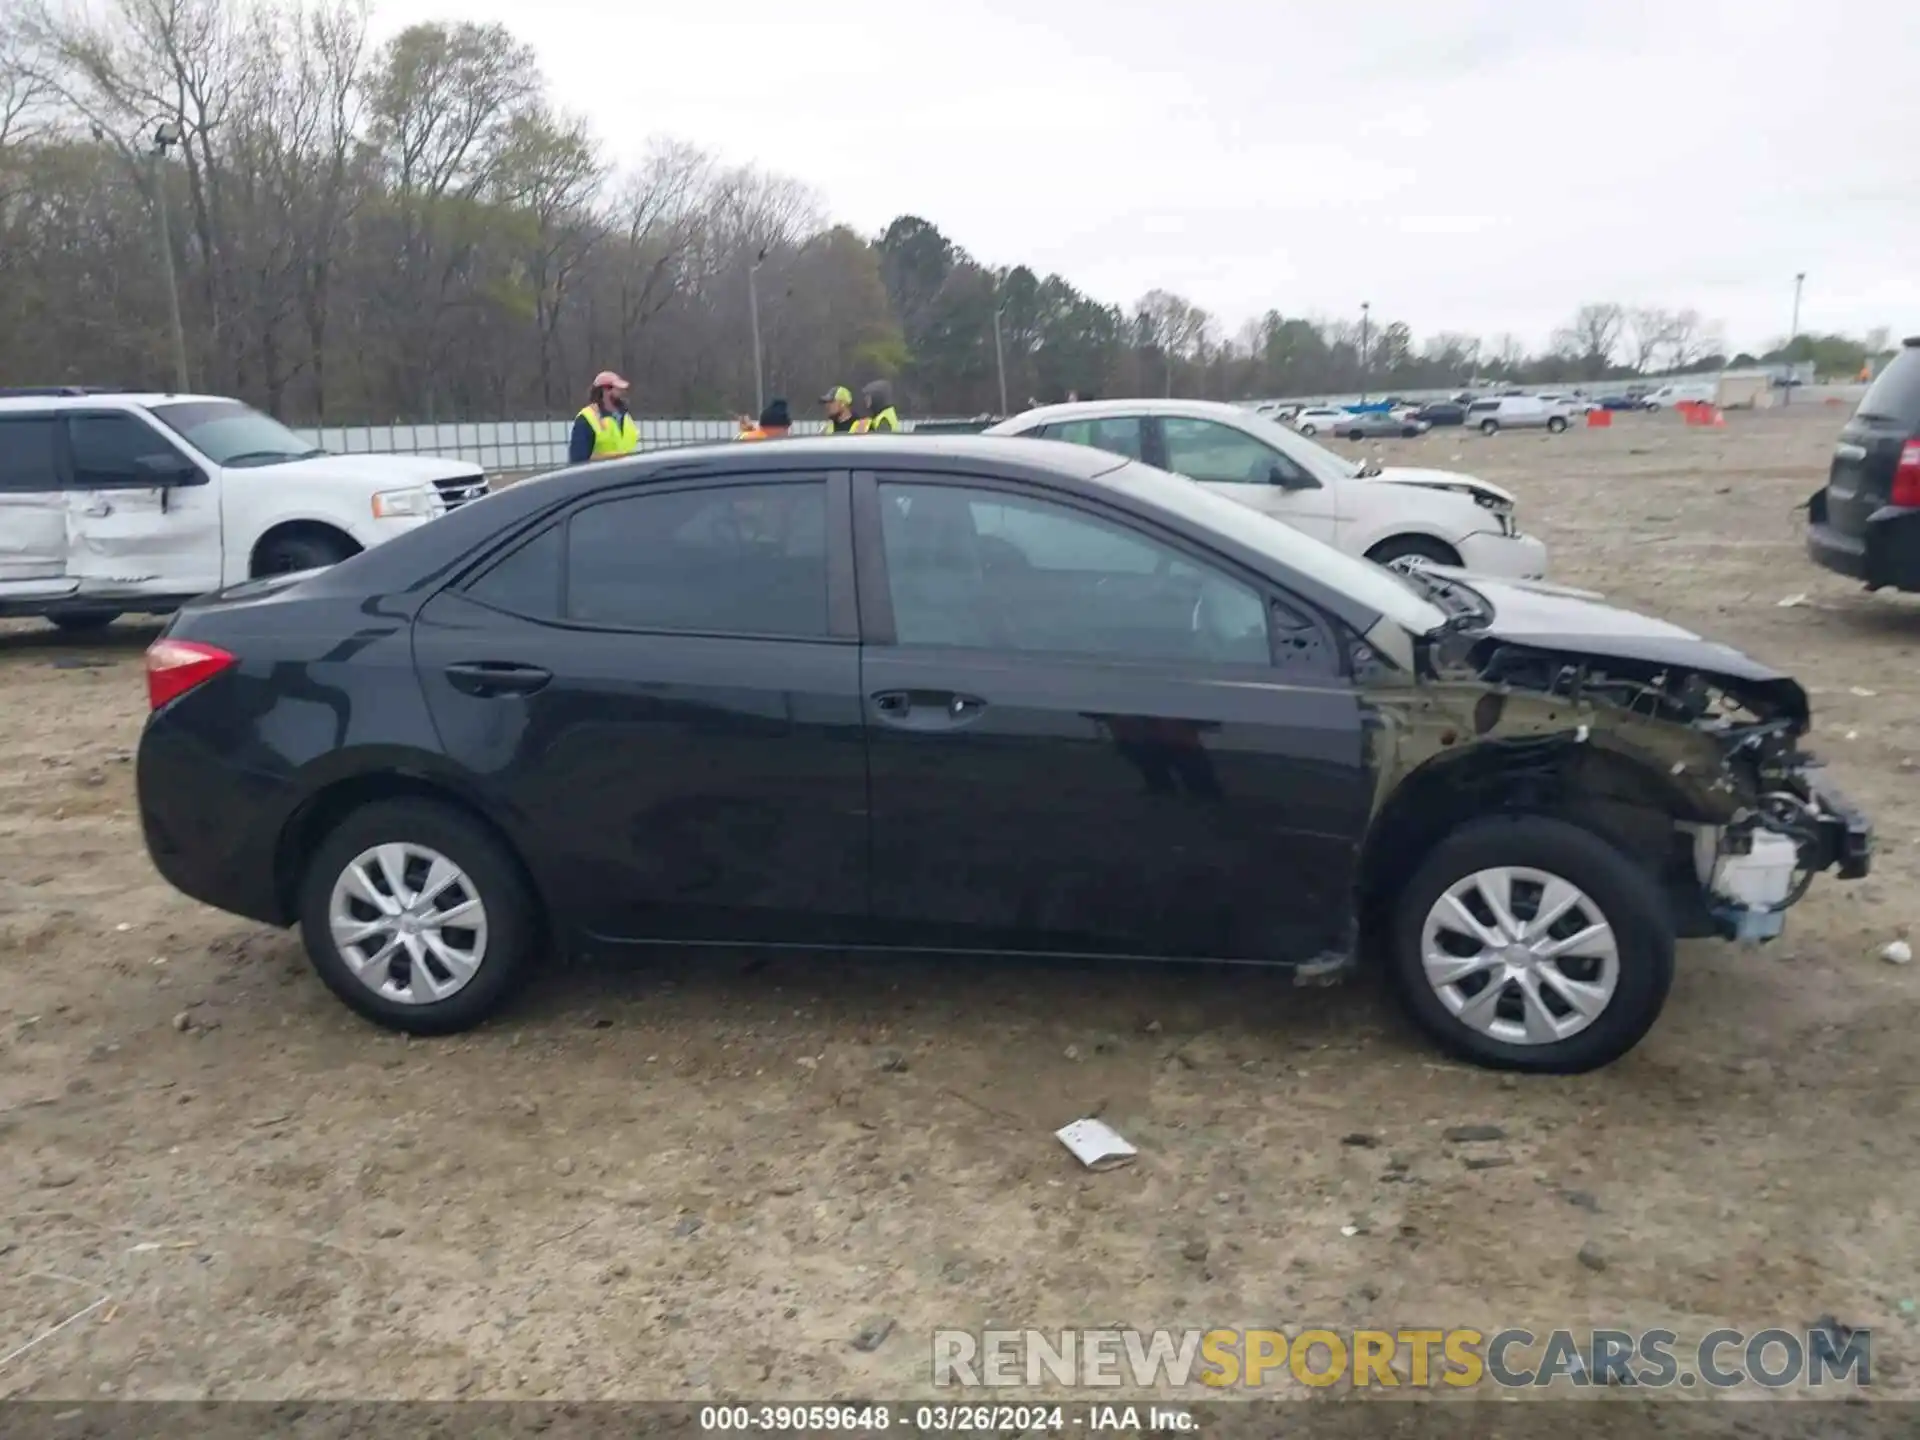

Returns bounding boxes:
[0,2,1898,425]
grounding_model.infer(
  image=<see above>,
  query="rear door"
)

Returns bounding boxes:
[852,469,1372,963]
[0,413,70,589]
[411,470,870,945]
[1827,347,1920,537]
[60,409,222,596]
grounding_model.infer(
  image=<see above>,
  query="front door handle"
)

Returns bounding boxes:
[444,661,552,698]
[869,689,988,731]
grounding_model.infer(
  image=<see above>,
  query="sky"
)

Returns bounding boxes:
[372,0,1920,355]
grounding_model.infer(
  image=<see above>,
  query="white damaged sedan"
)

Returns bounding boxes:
[986,398,1548,579]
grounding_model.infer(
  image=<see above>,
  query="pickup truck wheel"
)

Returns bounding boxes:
[255,529,355,577]
[48,611,120,633]
[1388,815,1675,1073]
[299,798,539,1035]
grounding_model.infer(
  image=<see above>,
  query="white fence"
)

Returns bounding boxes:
[288,417,863,474]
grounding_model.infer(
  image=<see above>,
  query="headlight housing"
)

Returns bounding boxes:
[371,485,435,519]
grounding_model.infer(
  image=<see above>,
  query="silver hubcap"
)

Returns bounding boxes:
[327,843,489,1005]
[1420,866,1619,1046]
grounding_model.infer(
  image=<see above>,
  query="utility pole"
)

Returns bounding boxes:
[151,123,190,393]
[990,303,1009,417]
[748,246,768,417]
[1785,271,1806,407]
[1358,301,1371,401]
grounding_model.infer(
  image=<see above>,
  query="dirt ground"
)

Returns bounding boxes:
[2,405,1916,1405]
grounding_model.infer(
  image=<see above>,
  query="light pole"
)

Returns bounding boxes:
[1785,271,1806,407]
[1358,301,1371,401]
[151,122,190,393]
[747,246,768,417]
[990,302,1009,418]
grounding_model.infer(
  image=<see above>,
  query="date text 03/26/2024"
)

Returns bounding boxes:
[697,1404,1195,1432]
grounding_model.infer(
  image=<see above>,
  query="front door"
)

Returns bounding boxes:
[60,410,223,596]
[854,472,1372,963]
[1149,413,1343,546]
[412,471,871,945]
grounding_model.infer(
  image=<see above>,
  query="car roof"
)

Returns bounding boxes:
[316,432,1424,640]
[989,397,1272,429]
[0,391,232,414]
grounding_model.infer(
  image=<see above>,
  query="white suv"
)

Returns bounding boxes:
[0,388,489,630]
[1465,395,1573,435]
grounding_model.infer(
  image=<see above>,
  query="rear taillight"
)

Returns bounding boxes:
[145,638,236,710]
[1892,440,1920,508]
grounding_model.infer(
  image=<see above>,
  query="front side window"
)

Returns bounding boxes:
[1040,416,1144,461]
[68,414,191,487]
[566,481,829,637]
[0,417,59,491]
[1161,417,1300,485]
[877,481,1269,666]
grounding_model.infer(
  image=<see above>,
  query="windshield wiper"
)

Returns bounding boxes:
[221,448,320,466]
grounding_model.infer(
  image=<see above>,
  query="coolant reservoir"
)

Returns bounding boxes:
[1711,830,1800,909]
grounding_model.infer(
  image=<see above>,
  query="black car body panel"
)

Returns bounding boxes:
[1806,338,1920,591]
[137,435,1870,976]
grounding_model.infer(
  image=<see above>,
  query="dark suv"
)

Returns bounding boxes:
[1806,337,1920,591]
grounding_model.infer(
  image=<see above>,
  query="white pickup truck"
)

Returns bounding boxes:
[0,388,489,630]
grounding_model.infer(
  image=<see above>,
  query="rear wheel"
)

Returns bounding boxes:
[1547,415,1569,434]
[298,798,540,1034]
[1366,534,1461,569]
[1299,424,1318,436]
[1387,815,1674,1073]
[48,611,119,633]
[1479,418,1499,435]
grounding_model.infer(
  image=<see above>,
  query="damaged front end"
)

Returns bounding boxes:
[1361,577,1872,945]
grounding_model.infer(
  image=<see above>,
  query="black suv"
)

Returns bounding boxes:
[1806,337,1920,590]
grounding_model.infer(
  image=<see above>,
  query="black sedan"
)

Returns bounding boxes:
[136,436,1871,1072]
[1414,401,1467,426]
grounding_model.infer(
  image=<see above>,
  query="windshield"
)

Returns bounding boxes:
[1104,458,1449,636]
[147,400,325,467]
[1235,409,1373,481]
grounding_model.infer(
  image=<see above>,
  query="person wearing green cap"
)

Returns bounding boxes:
[820,385,859,434]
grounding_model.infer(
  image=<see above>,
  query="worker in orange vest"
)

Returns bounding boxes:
[735,398,793,442]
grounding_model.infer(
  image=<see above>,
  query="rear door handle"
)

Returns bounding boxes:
[444,661,552,698]
[869,689,988,731]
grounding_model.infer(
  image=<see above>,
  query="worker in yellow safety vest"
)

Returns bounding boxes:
[569,370,639,462]
[853,379,901,432]
[819,385,861,434]
[736,398,793,442]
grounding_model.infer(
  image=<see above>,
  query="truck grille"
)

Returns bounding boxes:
[433,474,490,512]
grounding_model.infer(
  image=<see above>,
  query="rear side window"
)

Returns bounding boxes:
[1040,416,1144,460]
[465,523,564,617]
[0,417,60,491]
[1859,347,1920,425]
[566,481,829,637]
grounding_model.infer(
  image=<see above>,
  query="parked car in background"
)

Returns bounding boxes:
[136,433,1871,1071]
[986,399,1546,576]
[1539,393,1601,415]
[0,387,487,631]
[1467,396,1572,435]
[1339,411,1432,440]
[1598,394,1648,411]
[1642,382,1717,412]
[1806,335,1920,592]
[1415,401,1468,426]
[1292,406,1352,436]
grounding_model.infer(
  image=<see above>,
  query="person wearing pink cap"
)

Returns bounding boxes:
[569,370,638,463]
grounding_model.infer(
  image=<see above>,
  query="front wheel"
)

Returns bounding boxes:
[1388,815,1675,1073]
[1298,424,1317,436]
[1547,415,1569,433]
[1366,534,1461,569]
[299,798,541,1034]
[1479,419,1499,435]
[254,529,356,577]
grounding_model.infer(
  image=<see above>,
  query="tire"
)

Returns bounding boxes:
[48,611,120,633]
[298,797,540,1035]
[1299,424,1317,436]
[1366,534,1461,569]
[1387,815,1675,1073]
[1345,430,1365,441]
[1402,426,1420,438]
[1644,403,1661,413]
[1547,415,1569,434]
[254,529,355,577]
[1479,419,1499,435]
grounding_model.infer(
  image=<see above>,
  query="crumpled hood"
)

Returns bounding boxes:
[1465,574,1790,686]
[238,454,485,489]
[1369,465,1516,505]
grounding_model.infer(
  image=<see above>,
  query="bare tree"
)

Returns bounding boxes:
[1552,302,1624,378]
[1625,307,1674,374]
